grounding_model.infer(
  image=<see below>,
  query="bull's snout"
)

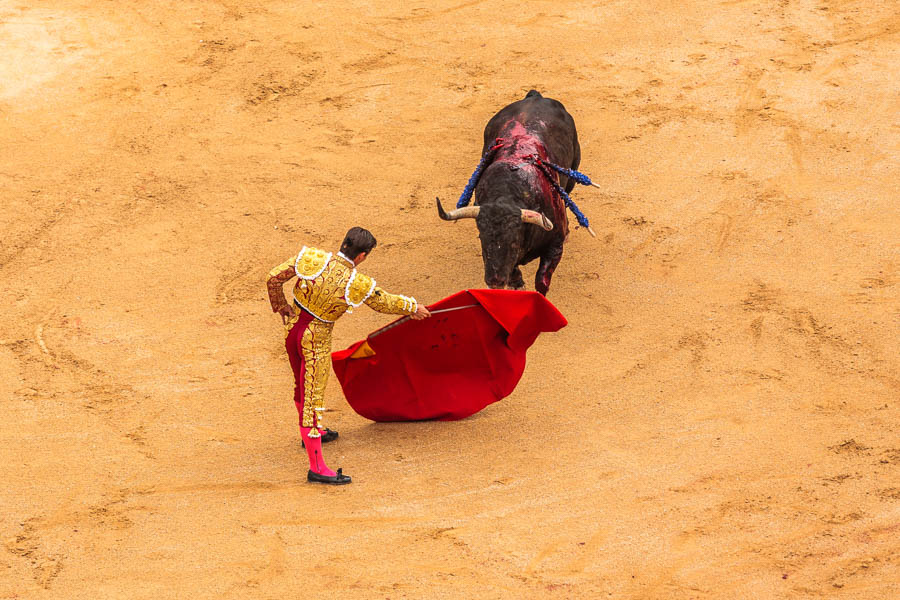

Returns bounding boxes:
[486,276,507,290]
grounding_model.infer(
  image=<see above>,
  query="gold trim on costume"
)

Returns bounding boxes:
[267,244,421,436]
[300,318,333,432]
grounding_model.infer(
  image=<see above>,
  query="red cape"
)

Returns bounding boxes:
[331,289,567,422]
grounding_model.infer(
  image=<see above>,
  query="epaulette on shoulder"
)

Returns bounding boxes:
[345,271,377,308]
[294,246,332,280]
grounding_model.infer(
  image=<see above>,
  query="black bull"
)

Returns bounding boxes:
[436,90,581,295]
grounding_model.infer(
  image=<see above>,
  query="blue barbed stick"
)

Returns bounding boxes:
[456,138,505,208]
[531,159,596,237]
[540,161,602,189]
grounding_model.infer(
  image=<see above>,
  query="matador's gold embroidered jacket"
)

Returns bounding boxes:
[267,246,418,435]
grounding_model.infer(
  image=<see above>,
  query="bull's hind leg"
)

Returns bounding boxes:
[535,243,564,295]
[508,266,525,290]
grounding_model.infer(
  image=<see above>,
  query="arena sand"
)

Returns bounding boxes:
[1,1,898,598]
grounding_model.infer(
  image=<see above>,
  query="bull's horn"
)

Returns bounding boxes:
[436,197,480,221]
[521,209,553,231]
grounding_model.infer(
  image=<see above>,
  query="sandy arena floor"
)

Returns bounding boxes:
[1,1,898,598]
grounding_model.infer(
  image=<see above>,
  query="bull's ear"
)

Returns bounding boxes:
[521,209,553,231]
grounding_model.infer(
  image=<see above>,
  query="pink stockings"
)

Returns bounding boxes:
[295,401,335,476]
[286,313,335,477]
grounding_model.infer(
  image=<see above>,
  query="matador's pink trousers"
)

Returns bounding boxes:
[284,310,336,477]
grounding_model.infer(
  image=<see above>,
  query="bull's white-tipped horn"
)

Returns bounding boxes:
[436,197,480,221]
[521,209,553,231]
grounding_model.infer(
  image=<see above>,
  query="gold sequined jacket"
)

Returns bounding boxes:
[267,246,418,434]
[267,246,418,325]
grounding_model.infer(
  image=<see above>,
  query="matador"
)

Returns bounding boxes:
[266,227,430,484]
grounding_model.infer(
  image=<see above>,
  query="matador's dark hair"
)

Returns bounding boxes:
[340,226,377,259]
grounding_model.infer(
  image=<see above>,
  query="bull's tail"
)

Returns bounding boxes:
[525,89,542,99]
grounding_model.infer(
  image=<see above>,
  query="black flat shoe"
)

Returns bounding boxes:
[301,428,339,448]
[307,468,351,485]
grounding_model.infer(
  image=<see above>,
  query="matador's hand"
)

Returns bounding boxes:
[277,305,296,324]
[410,304,431,320]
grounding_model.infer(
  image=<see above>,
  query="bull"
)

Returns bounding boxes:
[436,90,581,295]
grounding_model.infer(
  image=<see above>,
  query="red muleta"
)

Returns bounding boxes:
[331,289,567,422]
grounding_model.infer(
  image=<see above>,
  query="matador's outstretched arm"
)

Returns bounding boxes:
[364,287,418,316]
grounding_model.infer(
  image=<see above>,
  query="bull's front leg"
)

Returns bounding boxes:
[508,266,525,290]
[534,243,564,295]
